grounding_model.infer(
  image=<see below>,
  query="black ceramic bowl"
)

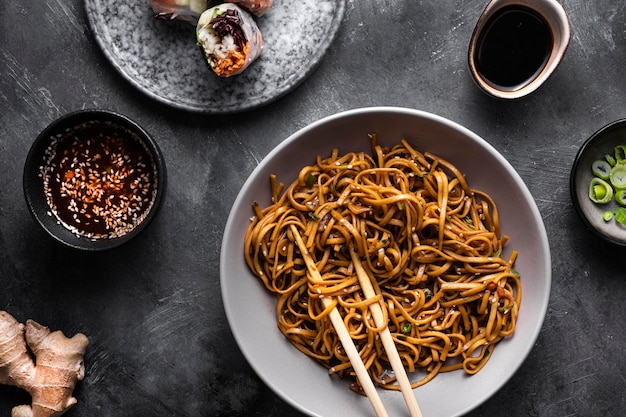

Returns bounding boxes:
[571,119,626,246]
[24,110,167,251]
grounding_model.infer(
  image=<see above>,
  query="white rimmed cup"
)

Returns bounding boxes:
[468,0,571,99]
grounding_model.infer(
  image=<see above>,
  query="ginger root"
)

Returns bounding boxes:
[0,310,89,417]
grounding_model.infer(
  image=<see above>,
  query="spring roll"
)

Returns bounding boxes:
[150,0,273,24]
[196,4,264,77]
[150,0,207,24]
[208,0,273,16]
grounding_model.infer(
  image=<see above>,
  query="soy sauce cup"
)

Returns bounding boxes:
[468,0,571,99]
[23,110,167,251]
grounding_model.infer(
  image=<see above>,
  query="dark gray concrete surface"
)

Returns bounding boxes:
[1,1,625,416]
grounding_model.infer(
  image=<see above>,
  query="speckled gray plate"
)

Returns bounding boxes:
[84,0,345,113]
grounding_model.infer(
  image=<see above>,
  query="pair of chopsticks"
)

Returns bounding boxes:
[289,225,423,417]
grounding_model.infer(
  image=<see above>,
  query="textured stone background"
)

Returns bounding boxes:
[1,1,625,416]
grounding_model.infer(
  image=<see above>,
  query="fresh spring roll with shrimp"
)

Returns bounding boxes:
[196,4,264,77]
[149,0,207,24]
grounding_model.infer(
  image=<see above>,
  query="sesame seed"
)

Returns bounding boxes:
[41,121,158,240]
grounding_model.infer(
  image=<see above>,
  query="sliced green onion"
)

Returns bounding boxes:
[401,322,412,334]
[606,153,617,166]
[610,164,626,190]
[307,212,320,220]
[463,216,474,228]
[616,190,626,206]
[305,173,316,188]
[589,145,626,223]
[592,160,611,179]
[615,207,626,225]
[615,145,626,164]
[589,177,613,204]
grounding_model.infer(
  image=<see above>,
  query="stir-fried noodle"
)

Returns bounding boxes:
[244,136,520,392]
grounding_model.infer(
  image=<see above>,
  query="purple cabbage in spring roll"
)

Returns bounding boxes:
[196,4,263,77]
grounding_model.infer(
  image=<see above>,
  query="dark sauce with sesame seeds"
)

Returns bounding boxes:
[42,123,157,239]
[475,5,552,90]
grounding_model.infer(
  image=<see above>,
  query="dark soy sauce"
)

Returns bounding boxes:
[475,5,552,90]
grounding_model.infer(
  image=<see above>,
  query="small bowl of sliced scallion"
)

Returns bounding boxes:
[571,119,626,246]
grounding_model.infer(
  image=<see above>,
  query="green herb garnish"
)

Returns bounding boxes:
[305,173,316,188]
[307,212,320,221]
[401,322,412,334]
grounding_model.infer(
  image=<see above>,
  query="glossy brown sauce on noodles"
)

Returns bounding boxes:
[244,136,520,392]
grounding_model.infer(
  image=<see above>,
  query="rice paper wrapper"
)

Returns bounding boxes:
[197,4,264,77]
[224,0,273,16]
[149,0,207,24]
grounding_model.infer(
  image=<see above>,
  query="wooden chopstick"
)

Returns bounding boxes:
[289,225,389,417]
[349,249,424,417]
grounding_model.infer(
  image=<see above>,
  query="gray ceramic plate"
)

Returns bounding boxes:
[221,107,552,417]
[84,0,345,113]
